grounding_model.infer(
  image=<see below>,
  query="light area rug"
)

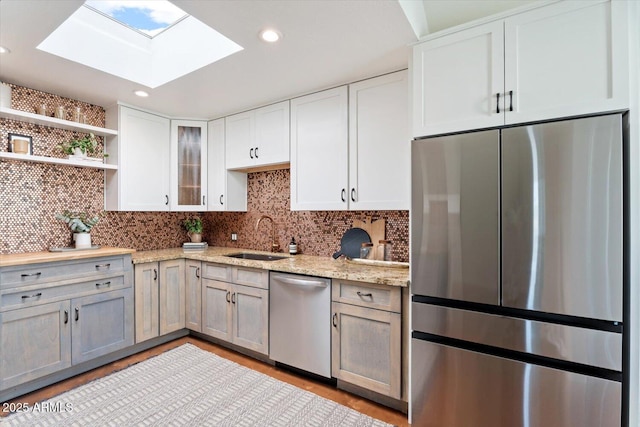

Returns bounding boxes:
[4,343,394,426]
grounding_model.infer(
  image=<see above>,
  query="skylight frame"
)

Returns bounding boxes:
[83,1,189,39]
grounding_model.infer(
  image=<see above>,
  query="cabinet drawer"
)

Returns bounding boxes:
[332,280,401,313]
[1,275,127,311]
[232,267,268,289]
[0,256,128,289]
[202,263,231,281]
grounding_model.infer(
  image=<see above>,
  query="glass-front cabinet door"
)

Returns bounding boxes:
[170,120,208,211]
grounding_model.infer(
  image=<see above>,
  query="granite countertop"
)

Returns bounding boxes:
[0,247,137,267]
[133,247,410,288]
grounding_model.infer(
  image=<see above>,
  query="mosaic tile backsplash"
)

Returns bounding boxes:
[1,84,409,261]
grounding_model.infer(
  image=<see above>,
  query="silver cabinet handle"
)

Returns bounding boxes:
[357,291,373,298]
[96,281,111,288]
[75,307,79,322]
[341,189,346,202]
[202,195,205,205]
[64,310,69,324]
[165,195,169,205]
[219,194,224,205]
[226,291,231,303]
[95,263,111,269]
[21,272,42,277]
[231,292,236,304]
[496,93,501,114]
[254,147,259,158]
[509,90,514,111]
[195,267,200,279]
[332,313,338,328]
[351,188,356,202]
[272,275,327,288]
[21,292,42,300]
[249,148,254,159]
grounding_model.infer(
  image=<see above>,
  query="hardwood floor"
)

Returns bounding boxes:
[1,337,409,426]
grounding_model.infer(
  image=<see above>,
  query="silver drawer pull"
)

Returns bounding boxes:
[356,291,373,298]
[21,292,42,300]
[21,272,42,277]
[96,281,111,288]
[95,263,111,269]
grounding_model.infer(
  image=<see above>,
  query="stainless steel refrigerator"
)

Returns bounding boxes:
[410,113,626,426]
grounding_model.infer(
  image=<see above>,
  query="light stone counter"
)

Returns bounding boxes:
[0,247,136,267]
[132,247,410,288]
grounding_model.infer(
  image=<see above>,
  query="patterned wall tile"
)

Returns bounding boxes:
[1,84,409,261]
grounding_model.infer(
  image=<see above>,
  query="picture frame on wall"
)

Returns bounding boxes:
[8,133,33,155]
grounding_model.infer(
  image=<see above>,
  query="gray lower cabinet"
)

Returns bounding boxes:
[0,301,72,390]
[331,280,402,399]
[201,263,268,355]
[134,259,185,342]
[185,260,201,332]
[0,254,134,392]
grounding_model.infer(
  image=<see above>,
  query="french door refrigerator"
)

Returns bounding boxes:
[411,113,626,427]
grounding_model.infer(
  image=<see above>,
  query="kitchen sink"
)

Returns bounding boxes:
[225,253,287,261]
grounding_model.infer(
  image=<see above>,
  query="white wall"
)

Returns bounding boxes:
[627,1,639,424]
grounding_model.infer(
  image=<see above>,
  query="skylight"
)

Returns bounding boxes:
[37,1,243,88]
[84,0,188,38]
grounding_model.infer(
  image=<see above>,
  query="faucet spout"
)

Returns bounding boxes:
[256,215,280,252]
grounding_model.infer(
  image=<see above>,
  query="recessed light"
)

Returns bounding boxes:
[260,29,281,43]
[0,46,10,54]
[134,90,149,97]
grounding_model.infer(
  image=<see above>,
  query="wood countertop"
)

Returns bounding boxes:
[0,247,136,267]
[132,247,410,288]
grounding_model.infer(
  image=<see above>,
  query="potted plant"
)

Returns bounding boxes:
[58,133,98,158]
[183,217,203,243]
[56,210,101,248]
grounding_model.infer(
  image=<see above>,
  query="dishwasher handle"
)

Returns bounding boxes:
[272,275,327,289]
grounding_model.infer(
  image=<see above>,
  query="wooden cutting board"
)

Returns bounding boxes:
[352,217,385,260]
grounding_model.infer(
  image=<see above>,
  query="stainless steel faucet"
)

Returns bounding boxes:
[255,215,280,252]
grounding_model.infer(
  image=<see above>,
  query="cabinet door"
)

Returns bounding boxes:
[0,301,71,390]
[504,0,629,124]
[207,118,247,212]
[231,284,268,355]
[225,111,254,170]
[412,21,505,137]
[201,279,232,342]
[170,120,208,211]
[290,86,349,210]
[331,302,401,399]
[254,101,290,168]
[185,260,201,332]
[106,106,170,211]
[349,71,410,210]
[134,262,159,343]
[71,288,134,365]
[159,259,185,335]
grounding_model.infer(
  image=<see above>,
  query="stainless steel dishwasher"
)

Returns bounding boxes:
[269,272,331,378]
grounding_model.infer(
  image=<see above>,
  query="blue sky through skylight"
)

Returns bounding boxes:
[84,0,188,37]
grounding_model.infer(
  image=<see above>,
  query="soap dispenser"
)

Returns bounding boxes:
[289,237,298,255]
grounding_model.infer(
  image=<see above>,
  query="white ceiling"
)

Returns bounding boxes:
[0,0,537,120]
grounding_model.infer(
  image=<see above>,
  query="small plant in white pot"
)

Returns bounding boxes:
[183,217,203,243]
[58,133,98,159]
[56,210,101,248]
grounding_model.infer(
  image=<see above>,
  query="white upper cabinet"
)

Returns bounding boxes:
[503,0,629,124]
[290,86,349,211]
[412,0,629,137]
[105,105,170,211]
[291,71,409,211]
[207,118,247,212]
[170,120,208,211]
[413,21,505,137]
[225,101,290,171]
[349,71,409,210]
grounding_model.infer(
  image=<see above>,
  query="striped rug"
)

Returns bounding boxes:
[4,343,393,426]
